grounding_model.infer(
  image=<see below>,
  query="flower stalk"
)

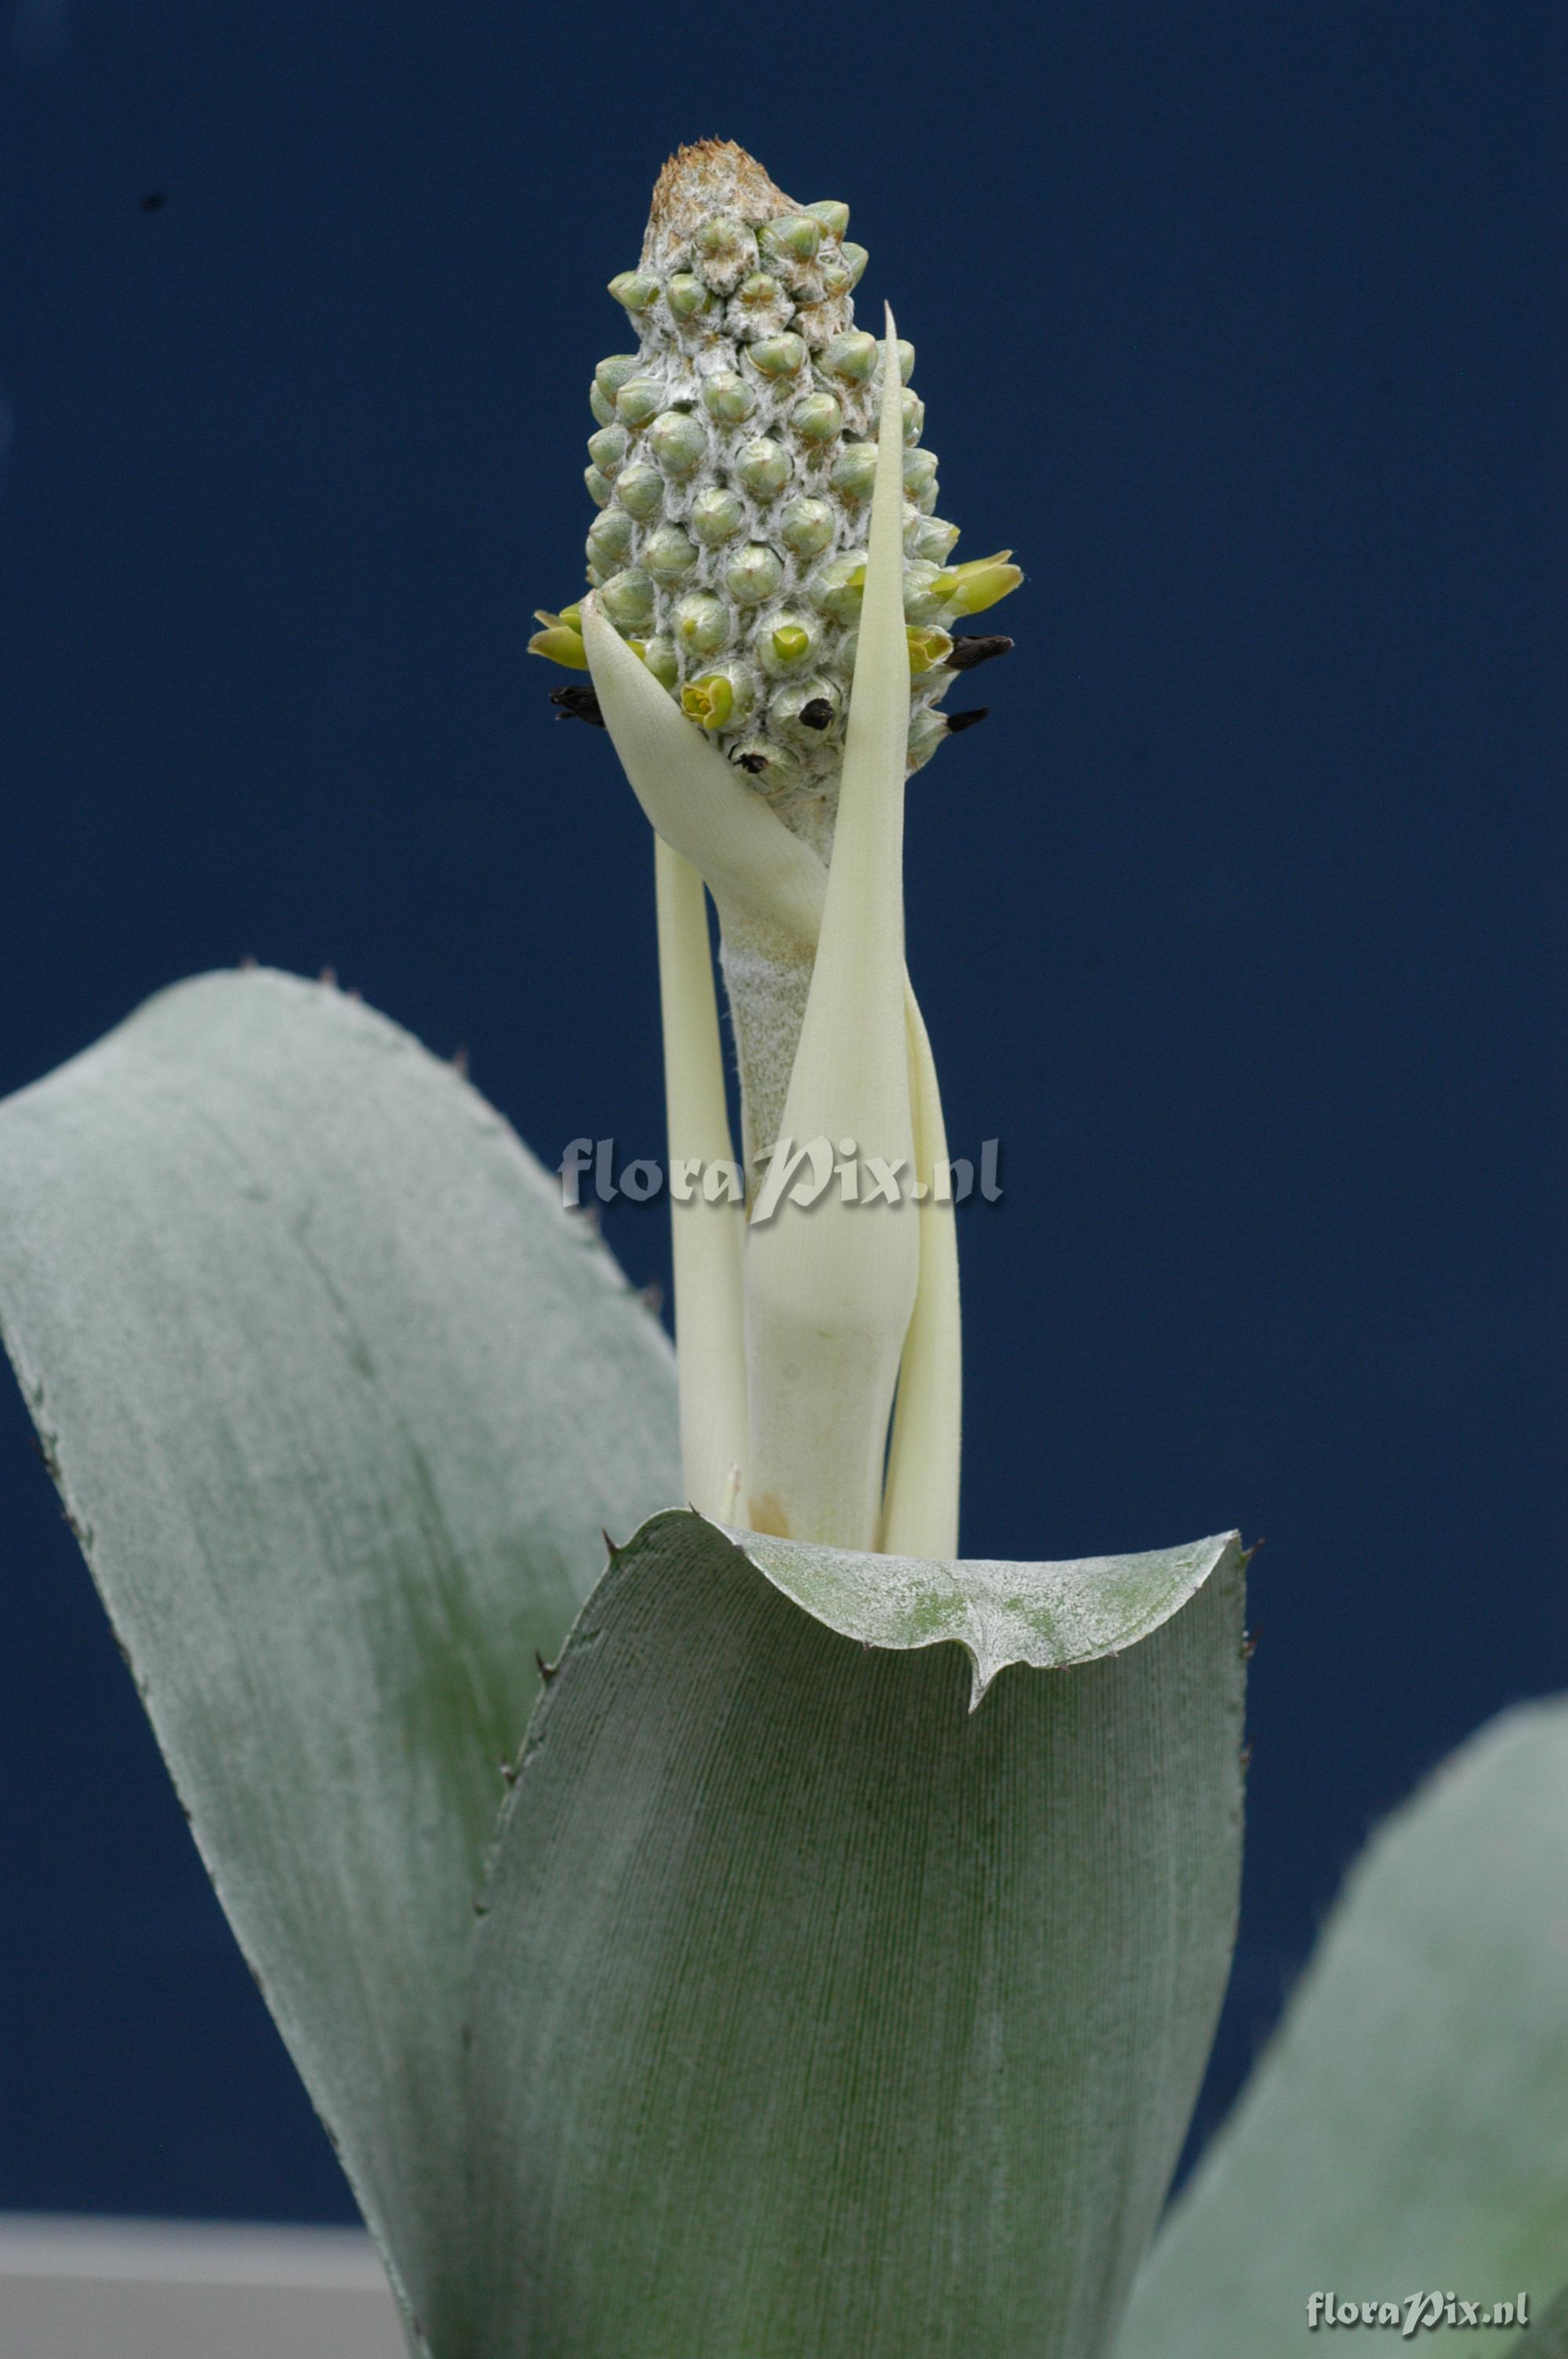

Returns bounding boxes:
[543,141,1022,1556]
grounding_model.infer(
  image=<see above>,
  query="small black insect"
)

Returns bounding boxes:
[945,707,990,736]
[946,634,1013,673]
[734,751,768,774]
[799,696,833,730]
[550,683,604,728]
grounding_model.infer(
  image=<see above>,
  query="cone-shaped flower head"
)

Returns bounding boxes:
[532,140,1020,809]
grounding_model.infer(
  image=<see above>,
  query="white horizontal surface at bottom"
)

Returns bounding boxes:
[0,2215,407,2358]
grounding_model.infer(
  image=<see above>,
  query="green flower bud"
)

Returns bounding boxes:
[728,736,804,793]
[642,524,700,583]
[804,199,850,238]
[779,495,836,558]
[902,391,926,446]
[587,423,629,478]
[681,671,738,731]
[666,271,710,321]
[734,437,791,499]
[894,339,916,384]
[749,333,808,380]
[906,623,953,676]
[694,213,757,294]
[757,611,822,676]
[594,354,641,398]
[934,553,1024,617]
[823,329,878,384]
[909,514,960,563]
[817,253,856,300]
[584,465,613,509]
[689,485,747,546]
[760,213,822,268]
[902,449,938,503]
[724,543,785,606]
[615,463,665,521]
[586,509,637,574]
[590,382,616,427]
[901,558,949,624]
[735,271,789,318]
[527,623,590,670]
[648,409,708,478]
[608,271,660,313]
[769,677,842,742]
[829,442,878,502]
[790,391,843,445]
[641,635,680,689]
[701,371,756,424]
[906,707,948,771]
[840,241,869,288]
[599,567,657,630]
[810,554,865,621]
[615,376,667,428]
[673,591,730,654]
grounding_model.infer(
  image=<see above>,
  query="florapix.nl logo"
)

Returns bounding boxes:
[559,1136,1003,1220]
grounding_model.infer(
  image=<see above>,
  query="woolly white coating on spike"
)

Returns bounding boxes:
[536,140,1020,804]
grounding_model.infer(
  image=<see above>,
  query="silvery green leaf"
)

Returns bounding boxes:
[0,969,680,2354]
[1508,2277,1568,2354]
[466,1508,1247,2359]
[1119,1697,1568,2358]
[739,1519,1238,1703]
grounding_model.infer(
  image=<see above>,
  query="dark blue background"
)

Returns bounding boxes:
[2,0,1563,2222]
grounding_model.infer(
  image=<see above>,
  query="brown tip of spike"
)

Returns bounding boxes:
[646,141,795,251]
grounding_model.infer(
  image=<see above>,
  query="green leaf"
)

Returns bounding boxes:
[1508,2277,1568,2354]
[739,1521,1238,1702]
[0,969,681,2352]
[466,1508,1247,2359]
[1118,1699,1568,2359]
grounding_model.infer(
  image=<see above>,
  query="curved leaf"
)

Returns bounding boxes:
[1119,1699,1568,2358]
[467,1508,1247,2359]
[737,1521,1238,1703]
[0,969,681,2350]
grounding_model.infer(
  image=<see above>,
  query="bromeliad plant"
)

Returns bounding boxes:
[2,140,1566,2359]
